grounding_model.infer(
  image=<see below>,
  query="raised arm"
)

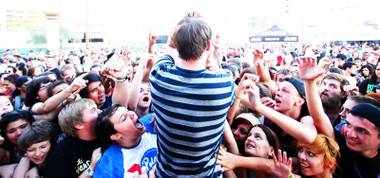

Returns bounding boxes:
[253,50,277,96]
[32,77,86,114]
[128,54,154,110]
[218,149,286,176]
[223,120,239,154]
[226,73,255,125]
[102,55,130,107]
[148,31,157,54]
[297,57,334,138]
[244,79,317,144]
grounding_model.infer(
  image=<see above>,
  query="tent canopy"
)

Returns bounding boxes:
[250,25,298,43]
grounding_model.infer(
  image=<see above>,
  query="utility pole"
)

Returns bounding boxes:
[85,0,89,49]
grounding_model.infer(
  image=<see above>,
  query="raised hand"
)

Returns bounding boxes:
[296,57,324,81]
[241,75,261,110]
[237,73,260,101]
[217,148,239,172]
[253,49,264,65]
[260,97,275,109]
[102,55,130,80]
[68,73,87,93]
[270,150,292,178]
[148,31,157,47]
[140,53,155,82]
[148,31,157,54]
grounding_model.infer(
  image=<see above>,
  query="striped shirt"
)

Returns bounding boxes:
[150,55,236,177]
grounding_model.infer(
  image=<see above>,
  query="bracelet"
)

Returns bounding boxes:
[86,166,94,176]
[59,101,66,108]
[116,76,128,82]
[235,95,242,100]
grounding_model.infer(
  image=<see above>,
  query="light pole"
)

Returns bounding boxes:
[85,0,89,49]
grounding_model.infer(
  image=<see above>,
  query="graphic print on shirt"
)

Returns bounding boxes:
[75,158,90,175]
[125,148,157,176]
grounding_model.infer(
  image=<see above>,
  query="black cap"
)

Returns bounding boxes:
[15,76,31,88]
[284,77,306,99]
[350,103,380,129]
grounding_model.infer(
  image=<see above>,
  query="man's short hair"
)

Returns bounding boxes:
[322,73,350,92]
[336,54,347,61]
[79,73,101,99]
[95,104,120,151]
[342,62,355,70]
[174,17,212,61]
[277,68,291,76]
[58,99,95,137]
[328,67,344,75]
[349,95,380,107]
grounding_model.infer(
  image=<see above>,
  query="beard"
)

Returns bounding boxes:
[321,94,342,109]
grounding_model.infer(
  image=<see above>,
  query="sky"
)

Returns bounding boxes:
[1,0,380,47]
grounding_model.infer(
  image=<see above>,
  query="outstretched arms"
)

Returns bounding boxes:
[297,57,334,138]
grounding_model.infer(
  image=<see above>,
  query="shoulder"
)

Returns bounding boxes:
[300,115,315,126]
[142,132,157,140]
[154,54,175,68]
[95,145,123,169]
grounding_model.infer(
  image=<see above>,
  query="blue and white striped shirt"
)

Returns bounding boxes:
[150,55,236,177]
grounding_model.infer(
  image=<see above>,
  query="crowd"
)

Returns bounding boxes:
[0,12,379,178]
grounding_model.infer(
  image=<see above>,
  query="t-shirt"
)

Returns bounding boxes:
[150,54,235,177]
[358,79,379,95]
[139,113,155,134]
[93,133,157,178]
[334,130,380,178]
[44,137,100,178]
[100,96,112,110]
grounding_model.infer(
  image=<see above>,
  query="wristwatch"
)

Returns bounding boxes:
[86,167,94,176]
[116,76,129,82]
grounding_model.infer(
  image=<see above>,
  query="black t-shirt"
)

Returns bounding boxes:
[334,130,380,178]
[100,96,112,110]
[44,136,100,178]
[358,79,379,95]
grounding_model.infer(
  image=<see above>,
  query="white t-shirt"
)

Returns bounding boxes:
[122,133,157,177]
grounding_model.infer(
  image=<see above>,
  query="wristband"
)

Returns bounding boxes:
[86,166,94,176]
[116,76,128,82]
[59,101,66,108]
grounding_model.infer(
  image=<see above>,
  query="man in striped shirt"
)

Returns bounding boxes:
[150,16,235,177]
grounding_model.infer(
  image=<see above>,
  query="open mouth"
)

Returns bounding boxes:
[142,96,150,102]
[320,92,329,97]
[135,119,144,129]
[33,157,45,164]
[245,143,256,149]
[275,98,281,104]
[274,97,282,107]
